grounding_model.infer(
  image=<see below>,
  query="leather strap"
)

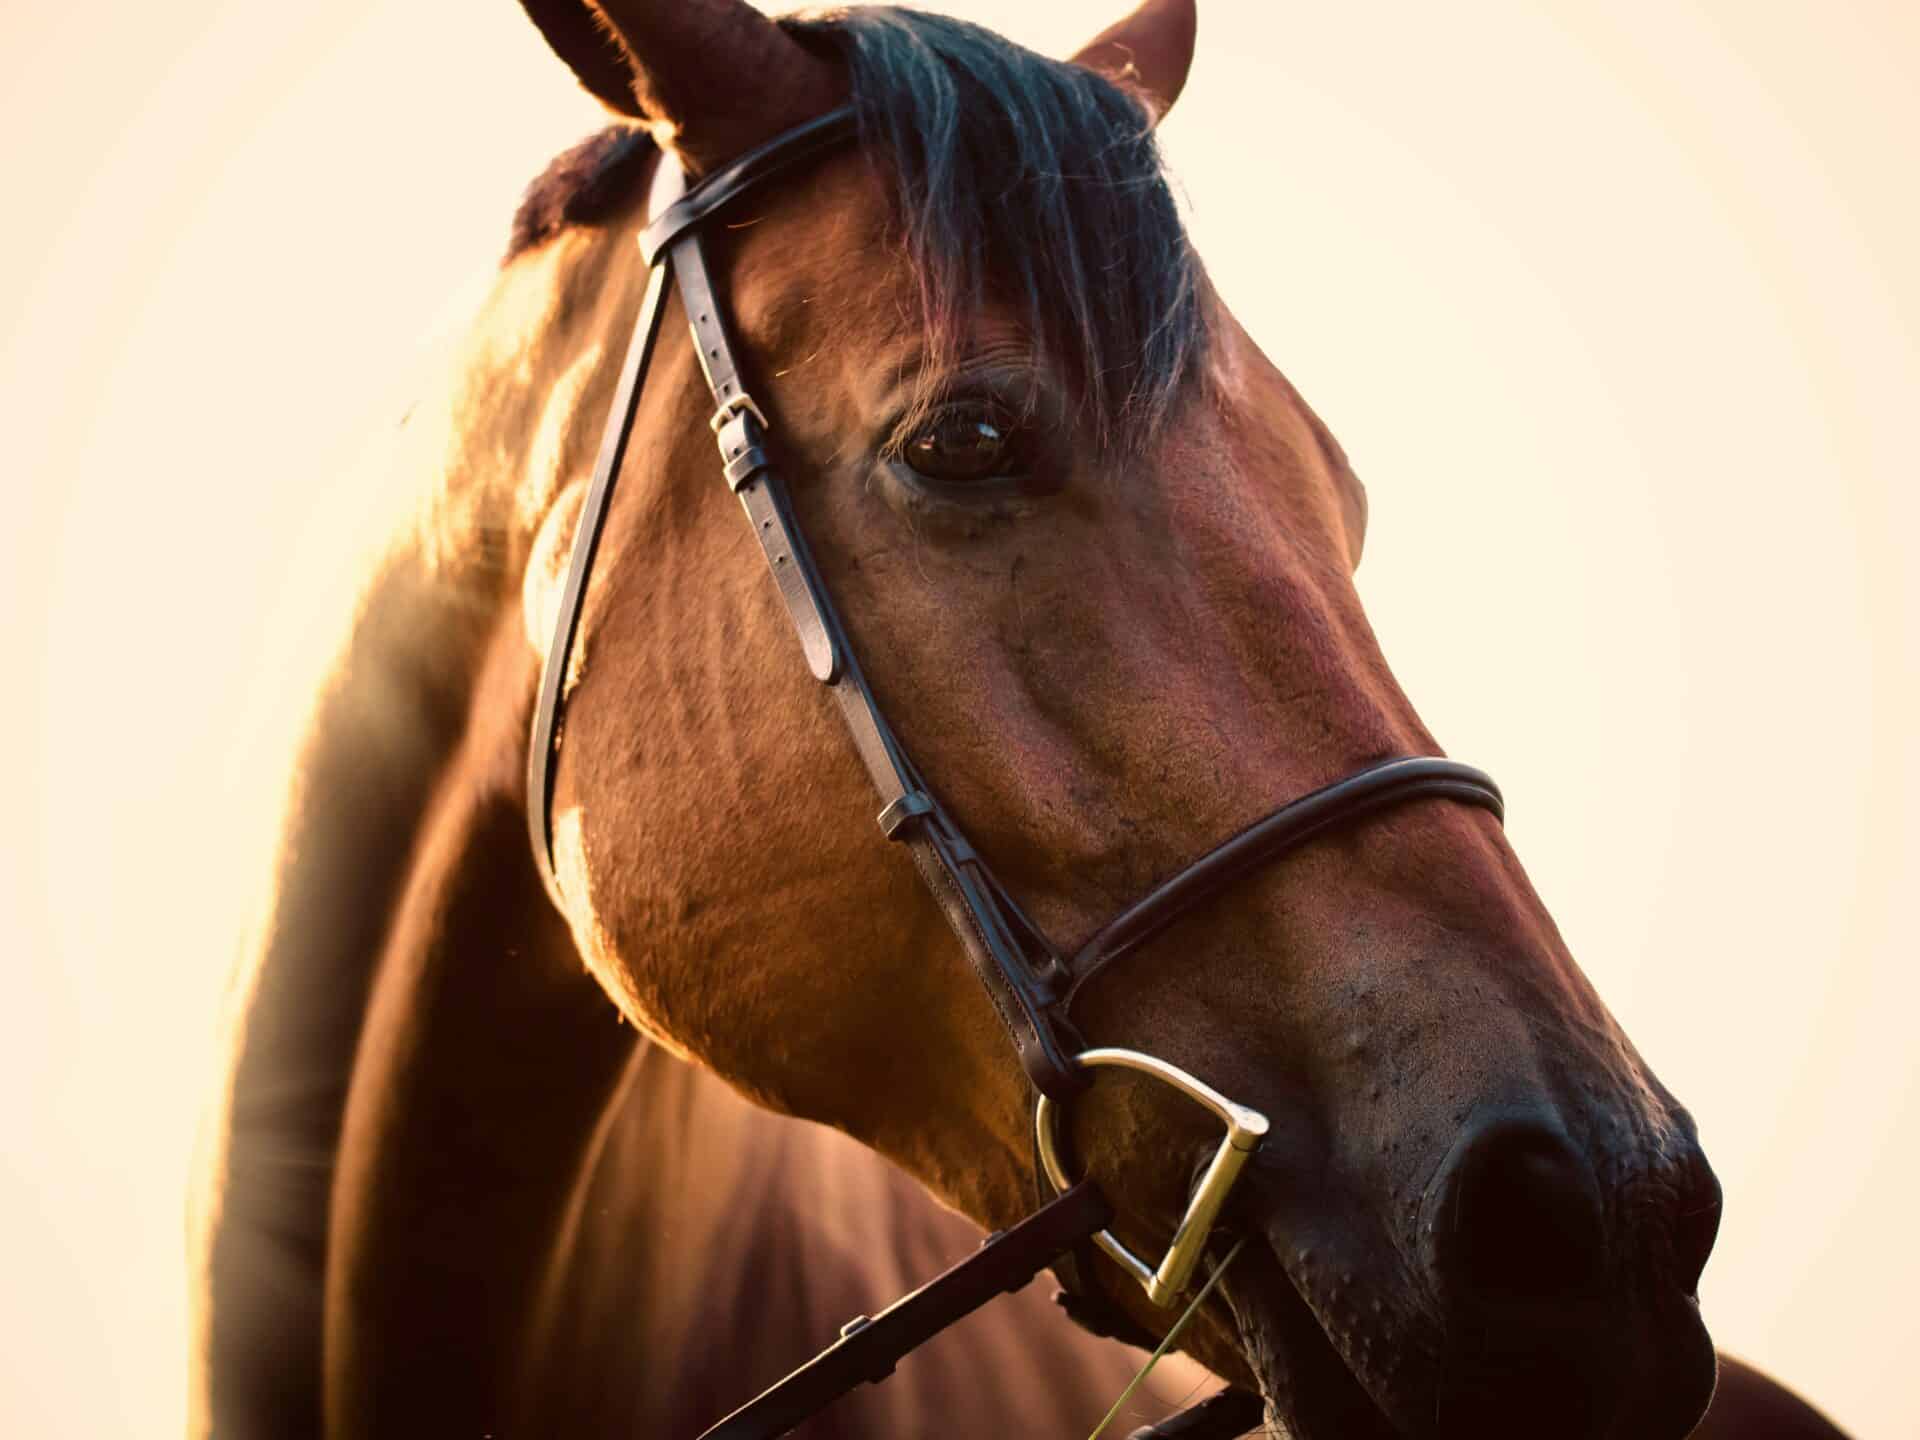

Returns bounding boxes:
[529,109,856,904]
[673,235,842,682]
[665,224,1088,1100]
[529,105,1088,1097]
[525,253,675,913]
[692,1181,1112,1440]
[638,107,859,266]
[1063,757,1504,1003]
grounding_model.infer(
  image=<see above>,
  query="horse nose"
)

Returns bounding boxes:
[1671,1146,1723,1296]
[1429,1113,1606,1302]
[1420,1114,1720,1439]
[1424,1114,1623,1438]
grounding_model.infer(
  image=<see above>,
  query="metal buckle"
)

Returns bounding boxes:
[1034,1047,1269,1307]
[709,391,770,435]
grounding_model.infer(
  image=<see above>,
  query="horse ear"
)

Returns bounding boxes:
[519,0,842,176]
[517,1,645,118]
[1068,0,1198,125]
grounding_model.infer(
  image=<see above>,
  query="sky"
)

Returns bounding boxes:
[2,2,1915,1436]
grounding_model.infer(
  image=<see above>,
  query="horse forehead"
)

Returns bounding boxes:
[724,157,906,325]
[709,153,1341,543]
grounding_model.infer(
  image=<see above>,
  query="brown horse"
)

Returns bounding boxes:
[188,3,1851,1437]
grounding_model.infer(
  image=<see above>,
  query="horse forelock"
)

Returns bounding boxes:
[788,8,1207,453]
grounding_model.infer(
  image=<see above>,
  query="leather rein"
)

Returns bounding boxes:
[526,107,1504,1440]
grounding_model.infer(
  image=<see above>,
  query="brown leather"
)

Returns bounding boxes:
[671,220,1089,1099]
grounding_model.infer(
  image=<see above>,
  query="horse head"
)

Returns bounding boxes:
[513,3,1721,1435]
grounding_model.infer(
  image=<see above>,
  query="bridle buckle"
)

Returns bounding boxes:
[709,391,770,436]
[1034,1048,1268,1307]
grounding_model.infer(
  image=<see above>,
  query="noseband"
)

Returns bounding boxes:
[526,107,1503,1440]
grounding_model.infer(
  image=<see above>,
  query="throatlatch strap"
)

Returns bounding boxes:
[693,1181,1113,1440]
[525,257,675,912]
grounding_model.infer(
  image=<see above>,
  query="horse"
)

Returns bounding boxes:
[187,3,1852,1436]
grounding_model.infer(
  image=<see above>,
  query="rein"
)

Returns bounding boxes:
[526,107,1504,1440]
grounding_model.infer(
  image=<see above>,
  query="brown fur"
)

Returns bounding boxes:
[189,3,1852,1438]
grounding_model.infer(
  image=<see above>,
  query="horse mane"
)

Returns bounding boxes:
[505,5,1206,453]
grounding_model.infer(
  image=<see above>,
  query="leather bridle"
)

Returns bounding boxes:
[526,106,1504,1440]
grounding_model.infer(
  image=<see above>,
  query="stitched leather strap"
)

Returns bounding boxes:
[1063,757,1504,1003]
[638,108,859,267]
[524,109,1087,1097]
[666,225,1088,1100]
[674,236,842,682]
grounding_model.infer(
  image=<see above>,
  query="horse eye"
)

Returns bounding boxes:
[902,409,1024,484]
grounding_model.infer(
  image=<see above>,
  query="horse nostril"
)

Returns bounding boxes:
[1672,1151,1723,1296]
[1433,1116,1606,1303]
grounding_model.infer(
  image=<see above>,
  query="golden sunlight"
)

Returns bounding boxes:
[1,2,1913,1436]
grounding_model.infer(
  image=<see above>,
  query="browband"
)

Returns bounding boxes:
[639,107,861,265]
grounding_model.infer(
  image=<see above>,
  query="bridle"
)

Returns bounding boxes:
[526,106,1504,1440]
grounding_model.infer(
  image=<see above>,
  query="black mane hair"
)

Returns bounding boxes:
[508,6,1206,451]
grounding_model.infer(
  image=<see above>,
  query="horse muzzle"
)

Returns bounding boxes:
[1231,1100,1723,1440]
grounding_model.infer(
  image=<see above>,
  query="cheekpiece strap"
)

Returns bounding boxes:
[649,118,1091,1103]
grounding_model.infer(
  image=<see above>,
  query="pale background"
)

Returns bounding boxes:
[2,1,1912,1435]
